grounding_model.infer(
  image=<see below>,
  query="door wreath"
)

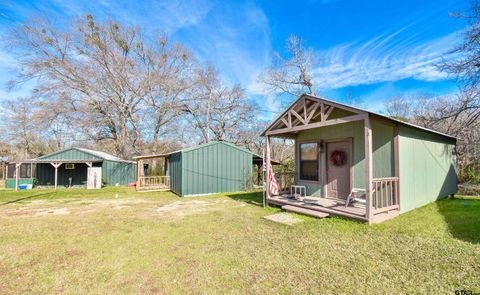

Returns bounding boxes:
[329,150,347,166]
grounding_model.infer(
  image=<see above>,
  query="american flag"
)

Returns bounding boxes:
[262,148,279,196]
[268,164,279,196]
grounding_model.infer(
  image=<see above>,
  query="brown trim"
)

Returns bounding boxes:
[393,124,400,211]
[364,115,373,223]
[295,139,322,184]
[266,113,365,135]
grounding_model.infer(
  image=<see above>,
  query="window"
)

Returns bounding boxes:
[65,164,75,169]
[299,143,319,181]
[7,163,32,178]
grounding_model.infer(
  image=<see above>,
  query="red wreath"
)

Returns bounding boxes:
[329,150,346,166]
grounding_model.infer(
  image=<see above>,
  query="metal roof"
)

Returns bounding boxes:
[34,147,134,163]
[261,93,457,141]
[133,141,281,164]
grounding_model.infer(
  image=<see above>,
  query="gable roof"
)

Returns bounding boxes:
[262,93,456,140]
[36,147,133,163]
[132,141,281,164]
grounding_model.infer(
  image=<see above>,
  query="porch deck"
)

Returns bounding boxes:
[267,195,368,221]
[267,193,400,223]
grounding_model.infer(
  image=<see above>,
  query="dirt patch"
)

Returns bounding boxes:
[263,213,303,225]
[1,207,70,217]
[156,200,228,218]
[35,207,70,216]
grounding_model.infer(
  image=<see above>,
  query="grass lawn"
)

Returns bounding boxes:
[0,187,479,294]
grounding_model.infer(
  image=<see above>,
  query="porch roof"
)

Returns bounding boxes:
[10,159,103,164]
[261,93,456,141]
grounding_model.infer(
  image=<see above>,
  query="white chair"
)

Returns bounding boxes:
[345,188,367,207]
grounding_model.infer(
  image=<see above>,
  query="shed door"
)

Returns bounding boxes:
[326,140,351,199]
[87,167,102,189]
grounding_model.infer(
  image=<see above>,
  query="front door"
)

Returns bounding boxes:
[326,140,351,199]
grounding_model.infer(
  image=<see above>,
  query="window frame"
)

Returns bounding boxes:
[298,142,320,182]
[65,163,75,170]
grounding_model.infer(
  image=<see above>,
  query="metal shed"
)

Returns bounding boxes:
[134,141,263,196]
[6,147,136,189]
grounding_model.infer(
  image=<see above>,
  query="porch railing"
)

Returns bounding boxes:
[138,176,170,190]
[372,177,399,214]
[275,172,295,193]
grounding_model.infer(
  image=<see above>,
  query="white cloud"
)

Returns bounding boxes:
[313,29,458,89]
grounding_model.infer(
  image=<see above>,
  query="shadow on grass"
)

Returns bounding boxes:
[436,196,480,244]
[225,191,264,207]
[0,192,52,206]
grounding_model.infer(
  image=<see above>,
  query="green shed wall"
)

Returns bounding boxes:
[180,142,253,196]
[168,152,183,196]
[102,160,136,185]
[398,126,457,213]
[36,148,135,186]
[36,163,92,186]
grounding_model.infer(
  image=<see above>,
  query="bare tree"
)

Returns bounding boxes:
[260,35,317,98]
[1,97,45,159]
[6,15,193,158]
[181,65,255,143]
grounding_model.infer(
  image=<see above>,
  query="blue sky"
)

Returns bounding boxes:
[0,0,469,118]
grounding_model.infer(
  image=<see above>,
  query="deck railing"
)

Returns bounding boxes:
[372,177,399,214]
[274,172,295,193]
[138,176,170,190]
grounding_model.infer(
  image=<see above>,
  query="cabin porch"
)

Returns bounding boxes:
[263,95,401,223]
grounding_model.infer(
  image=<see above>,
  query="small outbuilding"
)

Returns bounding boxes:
[6,147,136,189]
[134,141,266,196]
[262,94,457,223]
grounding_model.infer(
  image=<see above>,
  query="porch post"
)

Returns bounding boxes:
[394,125,400,209]
[50,162,62,190]
[265,135,271,206]
[364,115,373,223]
[15,163,20,192]
[136,159,140,188]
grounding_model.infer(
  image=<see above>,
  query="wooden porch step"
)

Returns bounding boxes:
[282,205,330,218]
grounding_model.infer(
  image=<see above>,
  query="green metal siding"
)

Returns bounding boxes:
[34,148,135,187]
[36,163,90,186]
[102,160,136,185]
[180,141,253,196]
[372,120,395,178]
[5,178,34,189]
[296,120,365,197]
[398,126,457,213]
[168,152,183,196]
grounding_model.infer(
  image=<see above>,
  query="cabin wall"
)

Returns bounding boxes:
[295,120,365,197]
[371,119,395,178]
[294,118,395,197]
[398,126,457,213]
[180,142,253,196]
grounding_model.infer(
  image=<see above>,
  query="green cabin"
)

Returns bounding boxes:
[263,94,457,224]
[6,148,136,189]
[134,141,263,196]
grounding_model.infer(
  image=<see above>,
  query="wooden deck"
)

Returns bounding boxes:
[267,195,400,223]
[268,195,368,221]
